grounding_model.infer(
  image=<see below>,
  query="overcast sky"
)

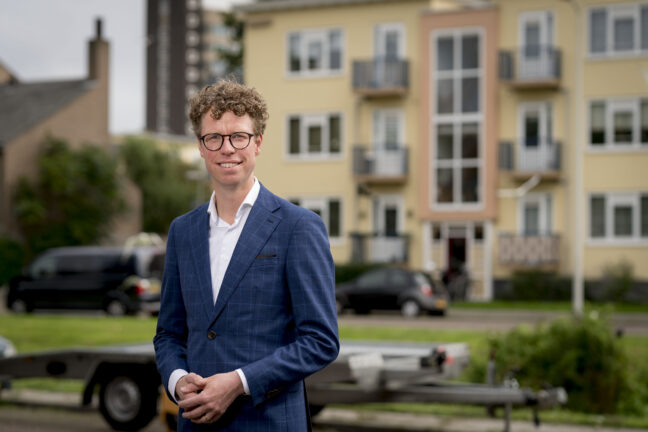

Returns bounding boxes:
[0,0,249,135]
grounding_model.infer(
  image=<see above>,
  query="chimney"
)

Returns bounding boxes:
[87,17,110,141]
[88,17,109,82]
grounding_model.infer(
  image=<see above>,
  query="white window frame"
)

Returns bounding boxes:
[588,191,648,245]
[588,2,648,58]
[518,193,552,236]
[286,28,345,78]
[374,22,406,59]
[373,108,405,150]
[372,194,405,235]
[587,98,648,151]
[430,27,485,211]
[290,196,344,244]
[285,112,344,161]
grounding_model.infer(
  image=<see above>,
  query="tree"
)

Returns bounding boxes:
[215,11,244,81]
[13,137,124,256]
[120,136,201,234]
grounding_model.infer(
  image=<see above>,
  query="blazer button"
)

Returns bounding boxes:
[207,330,217,340]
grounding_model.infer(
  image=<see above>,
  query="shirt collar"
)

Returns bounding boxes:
[207,178,260,226]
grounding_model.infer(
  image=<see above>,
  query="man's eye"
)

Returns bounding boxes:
[232,133,246,141]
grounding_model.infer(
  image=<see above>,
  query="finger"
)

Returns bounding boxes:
[181,404,208,420]
[178,393,202,411]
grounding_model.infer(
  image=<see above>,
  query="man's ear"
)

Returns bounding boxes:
[255,134,263,155]
[197,137,205,158]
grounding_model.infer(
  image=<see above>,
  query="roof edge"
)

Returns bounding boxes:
[236,0,424,13]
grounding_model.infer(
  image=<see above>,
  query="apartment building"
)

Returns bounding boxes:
[239,0,648,300]
[146,0,242,138]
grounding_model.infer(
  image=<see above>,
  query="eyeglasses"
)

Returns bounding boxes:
[199,132,256,151]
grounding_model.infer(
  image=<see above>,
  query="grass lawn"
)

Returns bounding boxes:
[451,300,648,313]
[1,312,647,429]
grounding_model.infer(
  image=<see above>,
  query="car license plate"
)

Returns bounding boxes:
[436,299,447,308]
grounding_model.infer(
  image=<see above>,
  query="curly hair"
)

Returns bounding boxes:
[188,79,269,137]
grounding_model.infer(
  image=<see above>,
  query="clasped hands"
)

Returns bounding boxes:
[176,371,244,424]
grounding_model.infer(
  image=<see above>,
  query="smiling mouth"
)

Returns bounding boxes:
[219,162,240,168]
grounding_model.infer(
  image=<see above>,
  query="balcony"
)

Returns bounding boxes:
[353,146,408,184]
[350,232,409,263]
[498,233,560,267]
[499,46,561,89]
[352,58,409,97]
[499,140,561,180]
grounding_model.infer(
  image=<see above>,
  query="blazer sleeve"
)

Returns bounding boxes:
[153,219,189,399]
[241,210,340,406]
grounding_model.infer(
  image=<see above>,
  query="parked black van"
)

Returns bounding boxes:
[7,246,164,316]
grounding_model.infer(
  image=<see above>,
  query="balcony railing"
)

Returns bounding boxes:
[350,232,409,263]
[353,146,408,183]
[499,46,561,88]
[498,233,560,267]
[499,140,561,178]
[352,58,409,96]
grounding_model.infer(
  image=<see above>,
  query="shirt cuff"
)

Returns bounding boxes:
[236,368,250,395]
[168,369,188,403]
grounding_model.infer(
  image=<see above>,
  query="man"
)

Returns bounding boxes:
[154,80,340,431]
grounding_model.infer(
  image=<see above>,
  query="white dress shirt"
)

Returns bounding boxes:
[168,179,260,401]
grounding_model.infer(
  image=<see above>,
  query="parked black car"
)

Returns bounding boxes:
[335,267,449,317]
[7,246,164,316]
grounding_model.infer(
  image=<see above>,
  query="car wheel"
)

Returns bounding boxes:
[9,298,30,314]
[401,300,421,318]
[105,299,127,316]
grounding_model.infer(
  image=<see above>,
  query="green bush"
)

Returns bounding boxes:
[487,311,637,414]
[600,261,634,302]
[13,137,124,257]
[509,270,570,301]
[0,236,25,285]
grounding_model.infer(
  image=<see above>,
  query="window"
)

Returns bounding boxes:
[287,28,343,76]
[589,192,648,242]
[290,197,342,239]
[432,29,483,208]
[287,113,342,159]
[520,193,552,236]
[589,98,648,149]
[589,3,648,56]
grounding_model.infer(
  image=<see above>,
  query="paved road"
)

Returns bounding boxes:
[2,398,647,432]
[338,308,648,335]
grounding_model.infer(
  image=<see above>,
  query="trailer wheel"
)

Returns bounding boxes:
[99,372,157,431]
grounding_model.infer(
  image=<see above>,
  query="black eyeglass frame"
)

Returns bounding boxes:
[199,132,256,151]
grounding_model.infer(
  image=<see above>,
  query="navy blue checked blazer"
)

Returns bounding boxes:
[154,183,340,431]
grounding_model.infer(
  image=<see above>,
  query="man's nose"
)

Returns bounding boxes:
[220,137,236,153]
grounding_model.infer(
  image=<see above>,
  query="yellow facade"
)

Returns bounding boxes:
[241,0,648,298]
[244,0,429,265]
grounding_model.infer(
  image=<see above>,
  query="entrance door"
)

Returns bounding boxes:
[373,109,404,176]
[519,11,554,80]
[518,102,552,171]
[445,225,469,301]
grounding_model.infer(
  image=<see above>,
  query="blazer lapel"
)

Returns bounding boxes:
[210,186,281,323]
[187,205,215,320]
